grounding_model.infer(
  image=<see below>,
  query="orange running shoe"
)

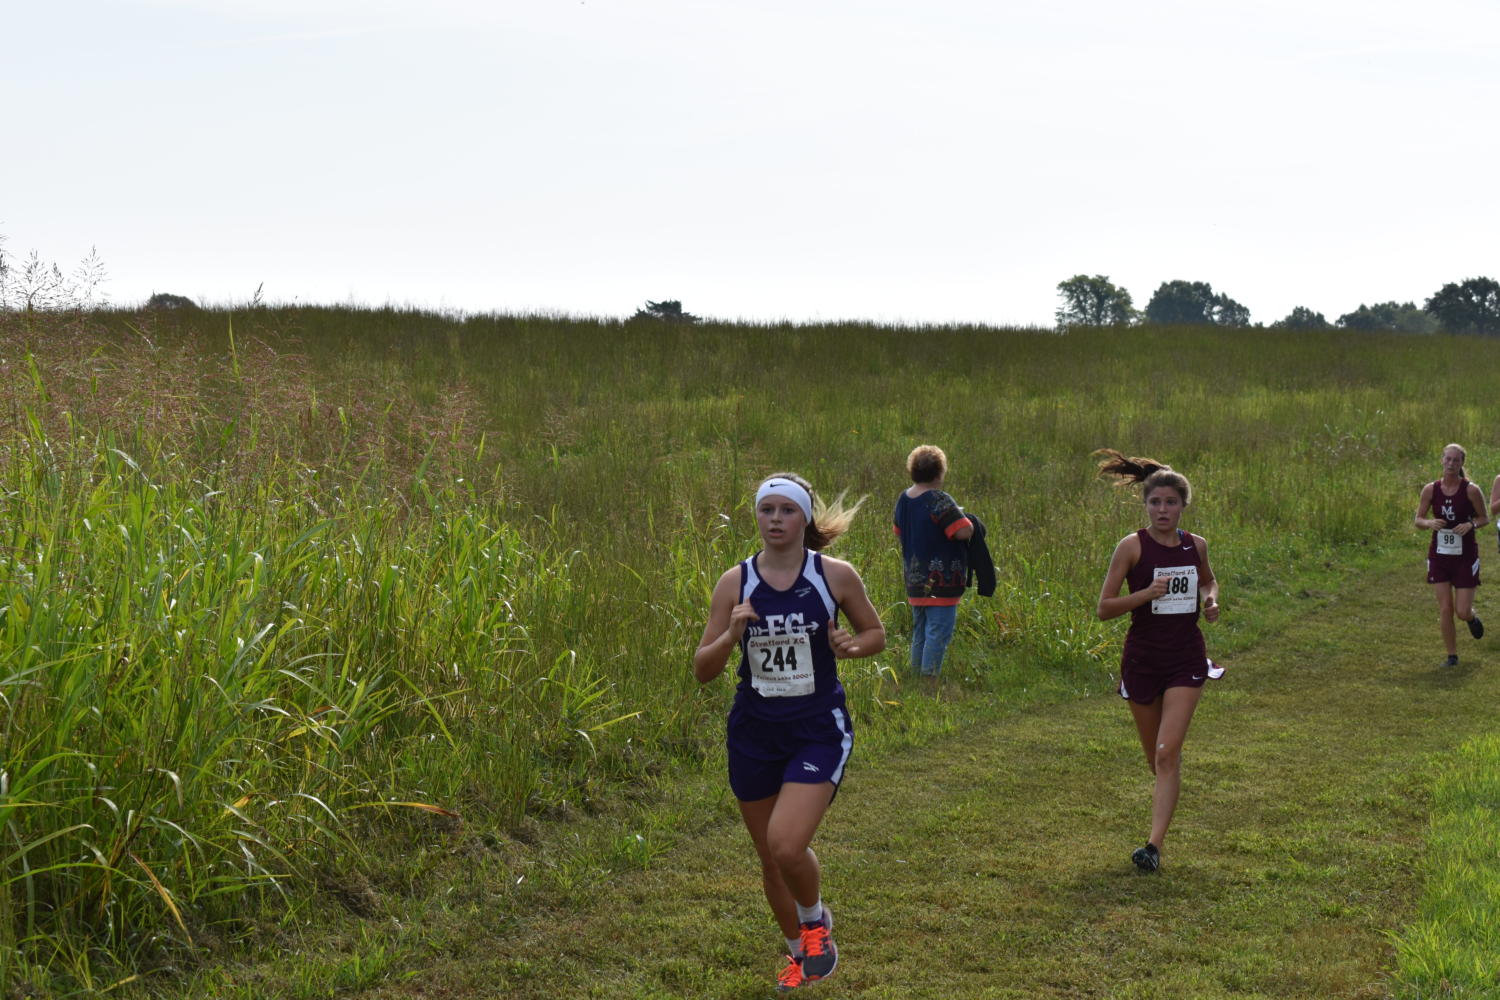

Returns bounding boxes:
[797,908,838,981]
[776,953,805,992]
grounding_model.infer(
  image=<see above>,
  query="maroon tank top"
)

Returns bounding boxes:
[1123,528,1205,661]
[1427,478,1479,561]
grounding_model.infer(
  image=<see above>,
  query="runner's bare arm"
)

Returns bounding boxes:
[1193,534,1220,623]
[694,569,757,683]
[1415,483,1440,531]
[1097,534,1163,620]
[823,557,886,659]
[1465,483,1488,533]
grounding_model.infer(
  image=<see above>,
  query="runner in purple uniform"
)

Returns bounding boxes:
[694,473,885,991]
[1094,449,1221,873]
[1415,443,1487,667]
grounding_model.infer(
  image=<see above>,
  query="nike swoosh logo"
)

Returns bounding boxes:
[1190,675,1204,681]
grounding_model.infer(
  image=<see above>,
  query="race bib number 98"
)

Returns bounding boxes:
[1436,529,1462,556]
[748,633,814,698]
[1151,565,1199,615]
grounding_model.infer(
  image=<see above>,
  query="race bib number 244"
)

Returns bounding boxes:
[748,633,815,698]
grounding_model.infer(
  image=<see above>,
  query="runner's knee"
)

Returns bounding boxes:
[766,833,812,872]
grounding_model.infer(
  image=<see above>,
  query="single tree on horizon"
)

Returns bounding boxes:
[146,292,198,310]
[631,299,700,324]
[1055,274,1135,329]
[1143,280,1250,327]
[1271,306,1331,331]
[1424,277,1500,336]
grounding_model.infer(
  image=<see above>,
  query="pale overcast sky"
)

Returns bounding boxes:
[5,0,1497,325]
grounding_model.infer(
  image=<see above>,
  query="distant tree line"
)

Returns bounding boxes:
[1056,274,1500,335]
[8,226,1496,335]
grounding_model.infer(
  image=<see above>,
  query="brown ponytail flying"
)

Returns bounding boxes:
[1093,448,1193,505]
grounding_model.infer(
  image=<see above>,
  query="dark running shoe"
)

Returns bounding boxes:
[776,954,804,992]
[1131,843,1161,873]
[1469,616,1484,640]
[797,908,837,982]
[1443,654,1460,668]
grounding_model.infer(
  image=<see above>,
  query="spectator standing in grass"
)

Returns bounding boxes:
[893,445,974,689]
[1094,449,1222,873]
[694,473,885,992]
[1416,443,1486,667]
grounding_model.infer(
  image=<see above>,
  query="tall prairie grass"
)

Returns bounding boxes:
[0,306,1494,988]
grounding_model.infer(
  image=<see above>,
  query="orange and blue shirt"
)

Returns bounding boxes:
[893,489,973,606]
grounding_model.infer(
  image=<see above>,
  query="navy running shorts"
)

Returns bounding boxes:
[726,702,854,802]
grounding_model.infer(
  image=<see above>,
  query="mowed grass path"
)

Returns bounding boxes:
[360,558,1497,1000]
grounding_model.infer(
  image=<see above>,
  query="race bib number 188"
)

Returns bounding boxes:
[748,633,814,698]
[1151,565,1199,615]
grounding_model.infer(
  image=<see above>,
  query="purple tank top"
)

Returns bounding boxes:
[733,549,846,720]
[1123,528,1205,659]
[1427,479,1479,561]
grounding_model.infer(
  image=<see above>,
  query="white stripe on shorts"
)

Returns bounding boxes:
[829,707,853,785]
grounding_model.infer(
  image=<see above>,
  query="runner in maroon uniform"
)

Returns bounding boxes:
[1094,449,1220,873]
[1415,443,1487,667]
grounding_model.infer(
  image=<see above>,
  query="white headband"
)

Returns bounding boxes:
[755,478,813,522]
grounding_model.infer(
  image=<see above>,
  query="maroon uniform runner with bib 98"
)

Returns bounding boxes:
[1415,445,1487,668]
[1425,477,1481,588]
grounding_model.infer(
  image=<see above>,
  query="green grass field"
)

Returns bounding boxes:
[374,556,1491,1000]
[0,306,1497,996]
